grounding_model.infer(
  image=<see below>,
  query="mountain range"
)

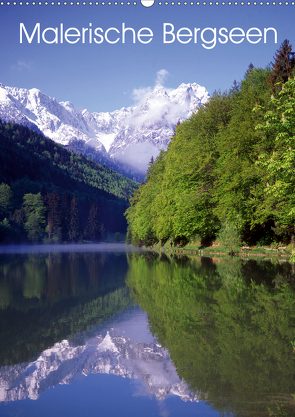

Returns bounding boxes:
[0,82,209,174]
[0,308,201,404]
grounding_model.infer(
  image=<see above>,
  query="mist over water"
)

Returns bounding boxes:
[0,243,146,254]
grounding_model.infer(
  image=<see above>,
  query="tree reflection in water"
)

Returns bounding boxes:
[126,252,295,417]
[0,250,133,366]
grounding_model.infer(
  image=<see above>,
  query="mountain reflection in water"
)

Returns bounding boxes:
[0,307,200,404]
[1,246,295,416]
[0,245,216,417]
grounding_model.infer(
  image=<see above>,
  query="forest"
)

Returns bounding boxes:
[0,121,137,244]
[125,40,295,248]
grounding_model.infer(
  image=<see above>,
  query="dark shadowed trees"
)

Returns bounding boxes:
[267,39,295,93]
[68,196,81,242]
[45,190,61,241]
[85,202,100,241]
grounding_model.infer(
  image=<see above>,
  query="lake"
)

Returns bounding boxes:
[0,244,295,417]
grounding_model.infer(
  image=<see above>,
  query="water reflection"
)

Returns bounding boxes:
[0,247,134,366]
[0,307,199,405]
[126,252,295,416]
[0,246,219,417]
[1,247,295,416]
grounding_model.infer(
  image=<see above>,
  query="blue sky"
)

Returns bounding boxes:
[0,2,294,113]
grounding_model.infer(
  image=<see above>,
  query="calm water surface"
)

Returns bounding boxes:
[0,244,295,417]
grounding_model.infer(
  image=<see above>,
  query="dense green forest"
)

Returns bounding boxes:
[0,120,137,243]
[126,252,295,416]
[125,40,295,248]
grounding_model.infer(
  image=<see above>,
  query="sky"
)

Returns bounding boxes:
[0,2,294,113]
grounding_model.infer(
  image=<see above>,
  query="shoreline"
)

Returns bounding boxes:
[148,245,292,261]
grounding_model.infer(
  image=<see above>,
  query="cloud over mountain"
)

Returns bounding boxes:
[0,79,209,173]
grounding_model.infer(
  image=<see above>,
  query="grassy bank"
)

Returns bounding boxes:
[149,240,293,261]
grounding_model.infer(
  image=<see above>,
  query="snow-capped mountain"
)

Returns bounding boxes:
[0,82,209,172]
[0,309,200,404]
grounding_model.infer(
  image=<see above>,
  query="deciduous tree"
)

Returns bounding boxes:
[23,193,46,242]
[255,77,295,239]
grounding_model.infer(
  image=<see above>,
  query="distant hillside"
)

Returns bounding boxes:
[65,138,145,183]
[0,120,138,243]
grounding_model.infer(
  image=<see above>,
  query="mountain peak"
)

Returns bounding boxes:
[0,81,210,173]
[153,84,167,93]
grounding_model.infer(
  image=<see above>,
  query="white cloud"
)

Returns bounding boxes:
[128,69,188,129]
[131,69,170,105]
[131,86,152,104]
[116,142,160,172]
[128,92,188,129]
[12,60,32,71]
[156,69,169,86]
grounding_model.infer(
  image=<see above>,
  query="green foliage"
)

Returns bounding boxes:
[152,95,225,240]
[23,193,46,242]
[255,77,295,236]
[0,120,137,241]
[188,234,201,245]
[126,253,295,416]
[216,221,241,252]
[125,150,166,244]
[267,403,291,417]
[0,183,12,219]
[0,218,12,242]
[213,67,271,233]
[126,64,276,246]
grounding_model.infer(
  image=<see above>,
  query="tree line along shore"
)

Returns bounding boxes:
[0,120,137,244]
[125,40,295,254]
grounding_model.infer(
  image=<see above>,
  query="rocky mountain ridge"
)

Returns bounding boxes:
[0,82,209,173]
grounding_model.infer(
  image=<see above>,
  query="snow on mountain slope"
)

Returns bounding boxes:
[0,325,200,404]
[0,82,209,172]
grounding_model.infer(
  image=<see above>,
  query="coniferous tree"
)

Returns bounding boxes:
[145,156,154,182]
[81,196,91,231]
[45,190,61,241]
[68,196,81,242]
[11,206,26,225]
[246,63,254,74]
[267,39,295,93]
[230,80,239,94]
[61,191,71,242]
[100,223,106,241]
[0,183,12,221]
[85,202,100,241]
